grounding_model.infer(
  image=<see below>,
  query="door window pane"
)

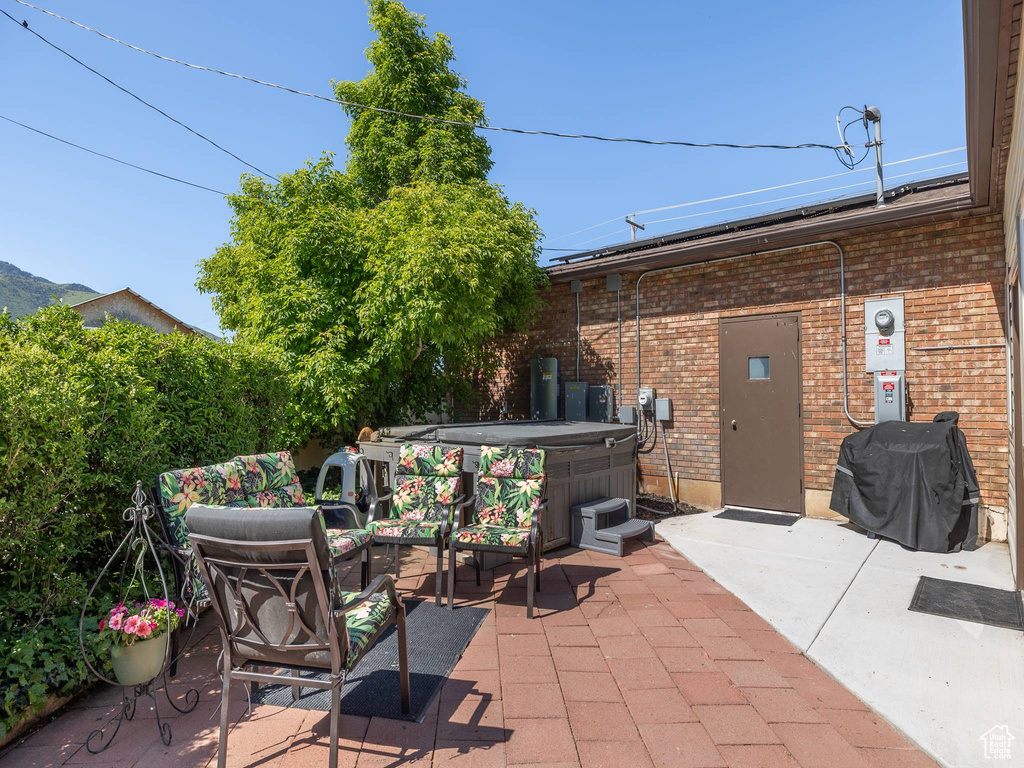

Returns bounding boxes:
[748,356,770,380]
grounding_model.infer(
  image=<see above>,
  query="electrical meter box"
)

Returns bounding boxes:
[638,387,655,414]
[565,382,589,421]
[864,296,906,372]
[530,357,560,420]
[874,371,906,422]
[588,385,614,423]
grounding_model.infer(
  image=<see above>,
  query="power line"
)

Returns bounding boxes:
[13,1,851,156]
[1,8,277,180]
[546,147,966,244]
[0,113,229,194]
[565,161,962,250]
[642,161,965,227]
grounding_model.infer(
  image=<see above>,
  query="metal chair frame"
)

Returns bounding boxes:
[189,532,410,768]
[447,496,547,618]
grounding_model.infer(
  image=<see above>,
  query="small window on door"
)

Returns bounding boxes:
[748,356,770,380]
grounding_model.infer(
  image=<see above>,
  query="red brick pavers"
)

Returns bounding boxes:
[0,538,941,767]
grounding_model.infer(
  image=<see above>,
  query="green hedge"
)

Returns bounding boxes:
[0,306,293,740]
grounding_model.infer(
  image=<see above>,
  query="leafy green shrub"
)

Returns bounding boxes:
[0,306,292,740]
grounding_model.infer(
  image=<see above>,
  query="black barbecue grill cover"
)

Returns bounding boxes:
[829,412,980,553]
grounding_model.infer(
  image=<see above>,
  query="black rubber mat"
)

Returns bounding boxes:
[251,599,489,721]
[909,576,1024,631]
[715,508,798,526]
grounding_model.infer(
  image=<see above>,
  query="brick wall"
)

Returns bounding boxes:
[468,212,1009,521]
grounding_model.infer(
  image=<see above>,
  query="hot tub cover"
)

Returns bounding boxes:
[829,412,979,553]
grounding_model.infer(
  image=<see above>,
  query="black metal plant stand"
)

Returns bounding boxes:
[78,481,200,754]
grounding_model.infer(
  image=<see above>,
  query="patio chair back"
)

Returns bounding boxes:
[154,461,249,604]
[185,505,344,672]
[475,447,547,529]
[392,444,465,522]
[236,452,306,508]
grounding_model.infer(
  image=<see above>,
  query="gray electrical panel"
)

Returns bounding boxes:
[565,381,589,421]
[588,386,614,422]
[618,405,636,424]
[530,357,560,420]
[874,371,906,422]
[864,296,906,372]
[655,397,672,422]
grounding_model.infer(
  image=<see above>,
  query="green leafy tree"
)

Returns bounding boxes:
[198,0,546,445]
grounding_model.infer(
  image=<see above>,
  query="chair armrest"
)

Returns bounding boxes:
[337,573,402,613]
[436,494,464,538]
[365,487,393,525]
[530,500,547,544]
[451,494,475,535]
[319,503,362,531]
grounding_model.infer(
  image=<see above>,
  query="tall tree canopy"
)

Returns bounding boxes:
[198,0,546,446]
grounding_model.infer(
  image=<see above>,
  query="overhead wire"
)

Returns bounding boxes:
[1,8,277,180]
[0,113,229,195]
[545,147,966,246]
[562,160,966,252]
[12,1,853,156]
[641,161,966,227]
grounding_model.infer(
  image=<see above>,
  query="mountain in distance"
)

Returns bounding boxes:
[0,260,101,318]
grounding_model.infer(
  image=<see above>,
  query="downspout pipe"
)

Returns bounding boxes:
[634,239,871,429]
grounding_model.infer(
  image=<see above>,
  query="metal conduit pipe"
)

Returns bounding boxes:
[617,285,622,401]
[575,290,581,380]
[634,239,872,429]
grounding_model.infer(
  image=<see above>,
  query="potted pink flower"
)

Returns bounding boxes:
[98,598,184,685]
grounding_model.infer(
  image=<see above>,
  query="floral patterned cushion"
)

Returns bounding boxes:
[245,479,306,508]
[370,518,446,540]
[396,444,464,478]
[385,444,464,523]
[478,446,546,480]
[473,447,546,530]
[155,462,245,606]
[157,462,245,546]
[325,528,371,558]
[339,591,394,669]
[392,475,461,521]
[366,518,443,542]
[236,451,301,497]
[453,523,531,550]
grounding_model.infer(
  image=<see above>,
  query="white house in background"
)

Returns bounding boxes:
[69,287,216,338]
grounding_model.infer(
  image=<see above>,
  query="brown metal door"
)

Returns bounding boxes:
[720,314,803,513]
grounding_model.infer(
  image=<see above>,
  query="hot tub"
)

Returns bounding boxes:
[359,420,637,550]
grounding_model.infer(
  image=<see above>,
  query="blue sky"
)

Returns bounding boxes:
[1,1,966,331]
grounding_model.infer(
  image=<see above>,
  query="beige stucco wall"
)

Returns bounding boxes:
[73,293,189,335]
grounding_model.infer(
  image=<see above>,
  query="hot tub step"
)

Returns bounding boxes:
[594,518,655,544]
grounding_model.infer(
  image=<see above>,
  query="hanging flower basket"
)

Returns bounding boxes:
[100,599,183,686]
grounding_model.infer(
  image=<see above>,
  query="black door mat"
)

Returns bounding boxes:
[909,576,1024,631]
[715,508,799,526]
[250,599,489,722]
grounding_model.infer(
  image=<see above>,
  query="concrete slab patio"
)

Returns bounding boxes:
[658,511,1024,768]
[1,538,942,767]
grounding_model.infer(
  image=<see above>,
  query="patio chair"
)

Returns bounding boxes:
[365,444,466,605]
[447,446,547,618]
[186,505,410,768]
[152,452,372,673]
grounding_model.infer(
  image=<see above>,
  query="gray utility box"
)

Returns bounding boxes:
[571,497,655,557]
[530,357,560,420]
[864,296,906,372]
[874,371,906,422]
[565,381,589,421]
[588,385,614,423]
[362,420,637,554]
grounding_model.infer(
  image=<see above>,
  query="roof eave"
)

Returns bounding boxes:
[548,188,974,282]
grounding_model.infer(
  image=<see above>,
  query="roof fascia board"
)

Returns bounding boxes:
[963,0,1005,208]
